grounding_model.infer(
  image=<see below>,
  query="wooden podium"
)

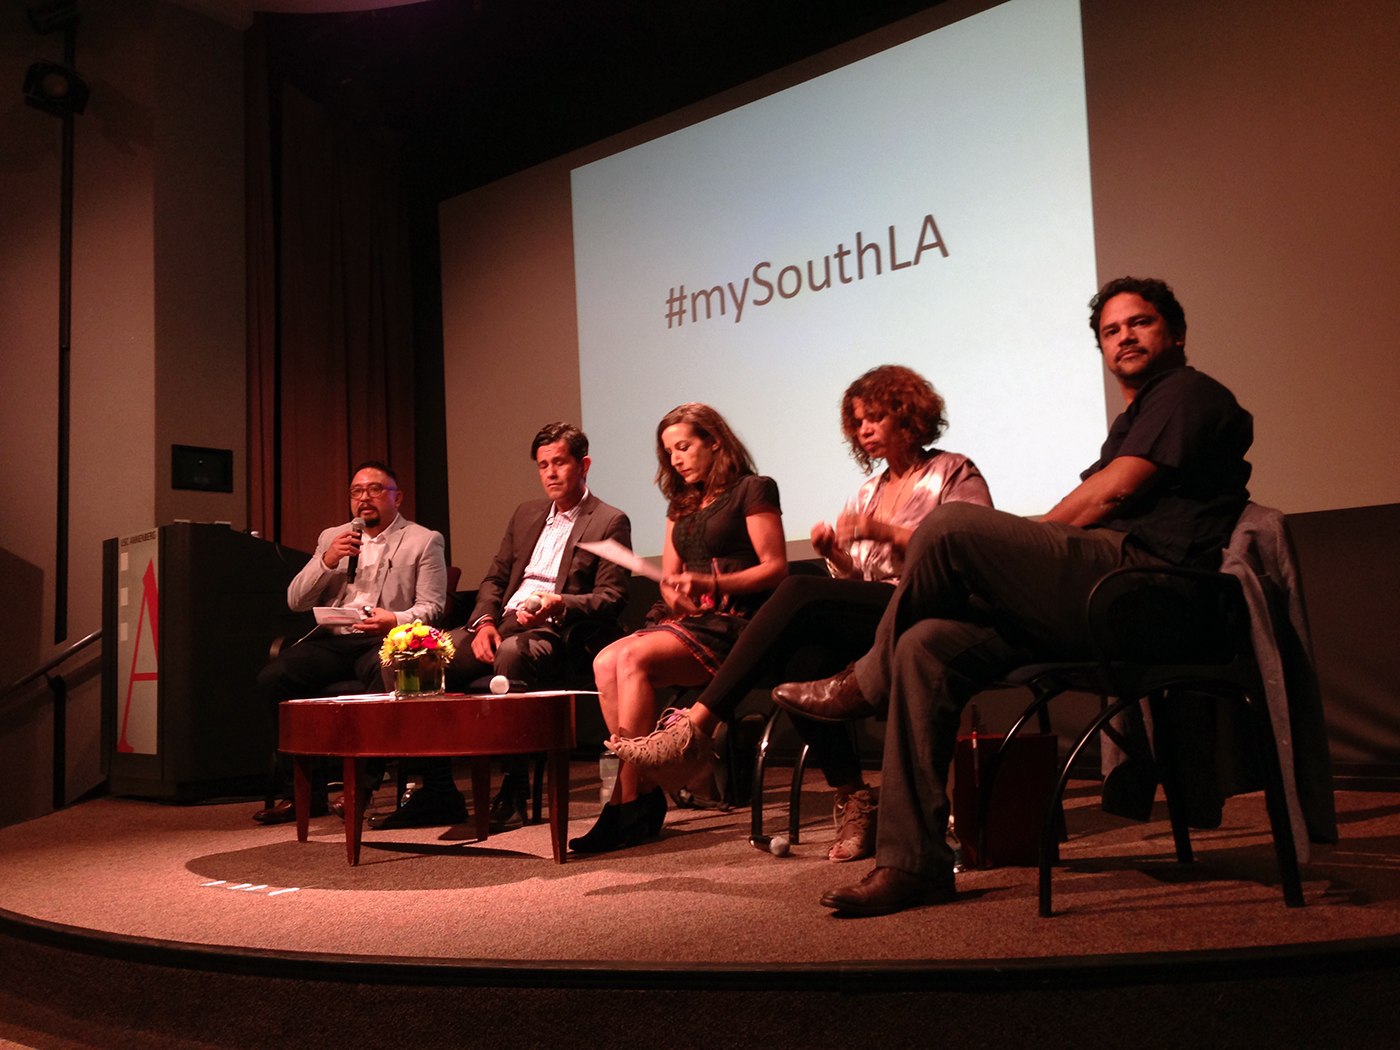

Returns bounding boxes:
[102,523,312,801]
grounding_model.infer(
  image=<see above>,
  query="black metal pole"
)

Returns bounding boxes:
[54,22,77,645]
[50,674,68,809]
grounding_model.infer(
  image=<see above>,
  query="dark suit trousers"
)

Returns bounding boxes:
[438,613,568,785]
[255,632,386,795]
[256,632,384,710]
[444,612,565,690]
[858,502,1166,878]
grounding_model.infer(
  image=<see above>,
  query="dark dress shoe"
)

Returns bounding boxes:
[368,787,468,830]
[772,665,880,723]
[252,797,328,825]
[329,784,374,821]
[820,866,955,917]
[488,774,530,833]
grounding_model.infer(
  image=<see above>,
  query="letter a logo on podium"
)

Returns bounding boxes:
[117,537,160,755]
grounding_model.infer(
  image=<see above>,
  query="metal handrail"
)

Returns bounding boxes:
[2,627,101,812]
[0,628,101,702]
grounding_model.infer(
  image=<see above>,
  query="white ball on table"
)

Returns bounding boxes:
[489,674,509,695]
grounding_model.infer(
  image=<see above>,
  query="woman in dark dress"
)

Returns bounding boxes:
[569,403,787,854]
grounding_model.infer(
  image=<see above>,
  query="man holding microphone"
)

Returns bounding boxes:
[252,460,447,824]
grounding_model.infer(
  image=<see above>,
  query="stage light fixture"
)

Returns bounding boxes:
[23,60,89,117]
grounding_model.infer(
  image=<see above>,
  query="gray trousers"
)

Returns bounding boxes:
[849,502,1166,879]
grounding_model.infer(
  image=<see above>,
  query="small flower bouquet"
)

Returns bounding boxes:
[379,620,456,697]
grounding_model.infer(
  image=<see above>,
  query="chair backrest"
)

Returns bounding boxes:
[440,566,463,622]
[1087,567,1250,667]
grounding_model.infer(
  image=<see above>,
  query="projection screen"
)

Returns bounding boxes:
[570,0,1102,556]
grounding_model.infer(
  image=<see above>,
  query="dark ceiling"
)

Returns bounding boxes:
[262,0,948,201]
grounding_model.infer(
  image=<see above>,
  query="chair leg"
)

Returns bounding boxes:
[1146,692,1195,865]
[532,752,546,823]
[749,706,783,850]
[1040,696,1135,918]
[1243,692,1306,908]
[787,742,809,844]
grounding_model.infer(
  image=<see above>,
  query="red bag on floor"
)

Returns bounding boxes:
[951,732,1060,868]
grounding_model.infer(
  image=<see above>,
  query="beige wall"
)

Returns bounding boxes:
[440,0,1400,584]
[440,165,582,582]
[0,0,244,826]
[1083,0,1400,512]
[153,3,248,529]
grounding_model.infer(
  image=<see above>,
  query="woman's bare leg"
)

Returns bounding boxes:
[597,632,710,803]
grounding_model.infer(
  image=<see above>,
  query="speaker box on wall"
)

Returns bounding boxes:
[171,444,234,493]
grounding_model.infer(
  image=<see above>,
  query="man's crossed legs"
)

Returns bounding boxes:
[774,502,1164,915]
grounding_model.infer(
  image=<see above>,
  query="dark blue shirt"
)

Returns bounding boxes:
[1081,366,1253,568]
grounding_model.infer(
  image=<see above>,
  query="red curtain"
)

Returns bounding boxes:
[246,31,416,554]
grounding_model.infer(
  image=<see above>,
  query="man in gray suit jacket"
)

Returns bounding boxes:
[253,460,447,824]
[372,422,631,831]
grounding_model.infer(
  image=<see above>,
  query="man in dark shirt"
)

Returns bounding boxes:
[772,276,1254,916]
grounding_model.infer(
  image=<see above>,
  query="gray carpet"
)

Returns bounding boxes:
[1,765,1396,966]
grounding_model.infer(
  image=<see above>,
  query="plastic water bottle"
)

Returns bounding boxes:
[598,754,619,805]
[399,779,419,809]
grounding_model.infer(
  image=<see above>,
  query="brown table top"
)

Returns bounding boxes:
[278,690,583,757]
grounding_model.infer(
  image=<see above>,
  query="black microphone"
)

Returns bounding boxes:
[347,516,365,583]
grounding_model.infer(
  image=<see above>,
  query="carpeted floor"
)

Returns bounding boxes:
[2,764,1397,968]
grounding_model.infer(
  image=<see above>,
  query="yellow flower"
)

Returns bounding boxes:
[381,620,455,667]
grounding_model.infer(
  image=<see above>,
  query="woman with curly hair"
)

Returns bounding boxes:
[570,403,787,854]
[608,366,991,862]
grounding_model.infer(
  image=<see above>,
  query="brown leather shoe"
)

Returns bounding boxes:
[328,784,374,821]
[772,665,879,723]
[252,797,328,825]
[819,866,955,916]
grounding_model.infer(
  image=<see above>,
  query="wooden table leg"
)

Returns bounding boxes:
[293,756,311,843]
[548,748,569,864]
[470,755,492,843]
[344,756,365,866]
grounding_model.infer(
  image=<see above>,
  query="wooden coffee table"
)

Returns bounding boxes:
[278,690,582,865]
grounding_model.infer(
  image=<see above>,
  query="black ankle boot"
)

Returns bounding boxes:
[568,803,623,853]
[569,789,668,854]
[636,787,667,839]
[616,788,668,848]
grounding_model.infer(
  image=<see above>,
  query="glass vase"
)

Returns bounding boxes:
[392,654,445,698]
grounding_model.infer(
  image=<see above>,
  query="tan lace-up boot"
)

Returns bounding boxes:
[828,785,878,862]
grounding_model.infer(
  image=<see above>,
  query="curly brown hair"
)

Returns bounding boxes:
[839,365,947,473]
[654,403,756,518]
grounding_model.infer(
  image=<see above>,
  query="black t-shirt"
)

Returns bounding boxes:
[670,474,781,615]
[1081,366,1252,568]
